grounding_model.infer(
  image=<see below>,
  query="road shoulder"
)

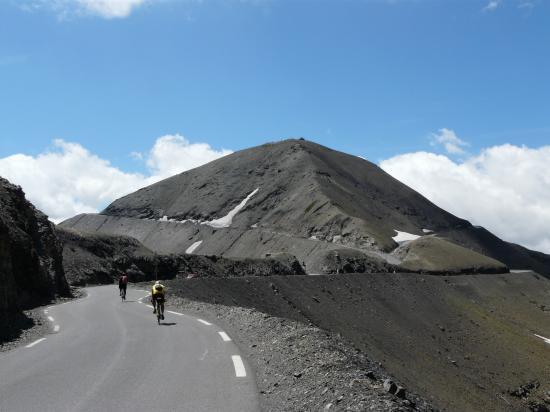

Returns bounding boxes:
[0,287,85,353]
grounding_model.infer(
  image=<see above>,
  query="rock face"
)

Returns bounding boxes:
[58,228,305,286]
[0,177,70,334]
[60,139,550,276]
[57,228,154,286]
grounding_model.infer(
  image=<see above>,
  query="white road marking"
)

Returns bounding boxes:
[534,334,550,344]
[231,355,246,377]
[47,316,54,322]
[146,305,154,309]
[199,349,209,361]
[218,331,232,342]
[44,310,48,314]
[26,338,46,348]
[139,294,151,303]
[54,325,60,332]
[197,319,212,326]
[167,310,184,316]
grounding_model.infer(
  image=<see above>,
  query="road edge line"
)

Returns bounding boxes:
[26,338,46,348]
[218,331,232,342]
[231,355,246,377]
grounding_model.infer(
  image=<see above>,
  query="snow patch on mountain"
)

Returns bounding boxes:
[393,230,421,243]
[203,188,259,229]
[186,240,203,254]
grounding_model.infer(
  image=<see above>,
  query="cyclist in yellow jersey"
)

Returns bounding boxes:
[151,280,166,320]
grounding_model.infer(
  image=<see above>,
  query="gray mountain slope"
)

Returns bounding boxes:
[60,139,550,276]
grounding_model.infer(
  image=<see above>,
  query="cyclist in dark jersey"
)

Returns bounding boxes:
[119,274,128,299]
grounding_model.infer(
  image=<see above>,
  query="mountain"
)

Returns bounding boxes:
[0,177,70,338]
[60,139,550,276]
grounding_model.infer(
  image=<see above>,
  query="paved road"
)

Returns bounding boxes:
[0,286,260,412]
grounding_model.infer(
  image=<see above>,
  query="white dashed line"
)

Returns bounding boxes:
[167,311,184,316]
[197,319,212,326]
[26,338,46,348]
[47,316,54,322]
[231,355,246,377]
[535,334,550,344]
[146,305,154,309]
[54,325,60,332]
[218,331,231,342]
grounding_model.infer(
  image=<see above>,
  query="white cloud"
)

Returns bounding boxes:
[380,144,550,253]
[19,0,152,19]
[130,151,143,160]
[146,134,233,179]
[483,0,501,11]
[430,128,469,155]
[77,0,148,18]
[518,0,535,9]
[0,136,232,223]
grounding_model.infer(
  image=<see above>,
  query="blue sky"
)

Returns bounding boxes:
[2,0,549,167]
[1,0,550,253]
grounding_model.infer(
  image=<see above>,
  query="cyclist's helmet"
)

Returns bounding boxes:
[155,280,161,285]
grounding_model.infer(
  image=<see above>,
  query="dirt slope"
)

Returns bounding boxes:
[167,272,550,411]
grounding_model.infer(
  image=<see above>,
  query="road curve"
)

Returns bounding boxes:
[0,286,260,412]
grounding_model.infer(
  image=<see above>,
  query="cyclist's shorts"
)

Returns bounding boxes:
[153,295,165,304]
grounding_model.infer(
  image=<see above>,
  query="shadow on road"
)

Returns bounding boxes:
[160,322,177,326]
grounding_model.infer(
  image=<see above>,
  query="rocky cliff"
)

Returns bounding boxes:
[0,177,70,338]
[58,228,305,286]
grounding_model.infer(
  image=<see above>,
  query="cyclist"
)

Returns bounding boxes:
[119,273,128,299]
[151,280,165,320]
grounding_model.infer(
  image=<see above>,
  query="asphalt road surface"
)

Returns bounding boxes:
[0,286,260,412]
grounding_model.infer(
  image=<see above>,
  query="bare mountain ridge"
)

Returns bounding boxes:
[103,139,464,250]
[61,139,550,275]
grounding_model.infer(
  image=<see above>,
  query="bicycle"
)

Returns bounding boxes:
[154,297,165,324]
